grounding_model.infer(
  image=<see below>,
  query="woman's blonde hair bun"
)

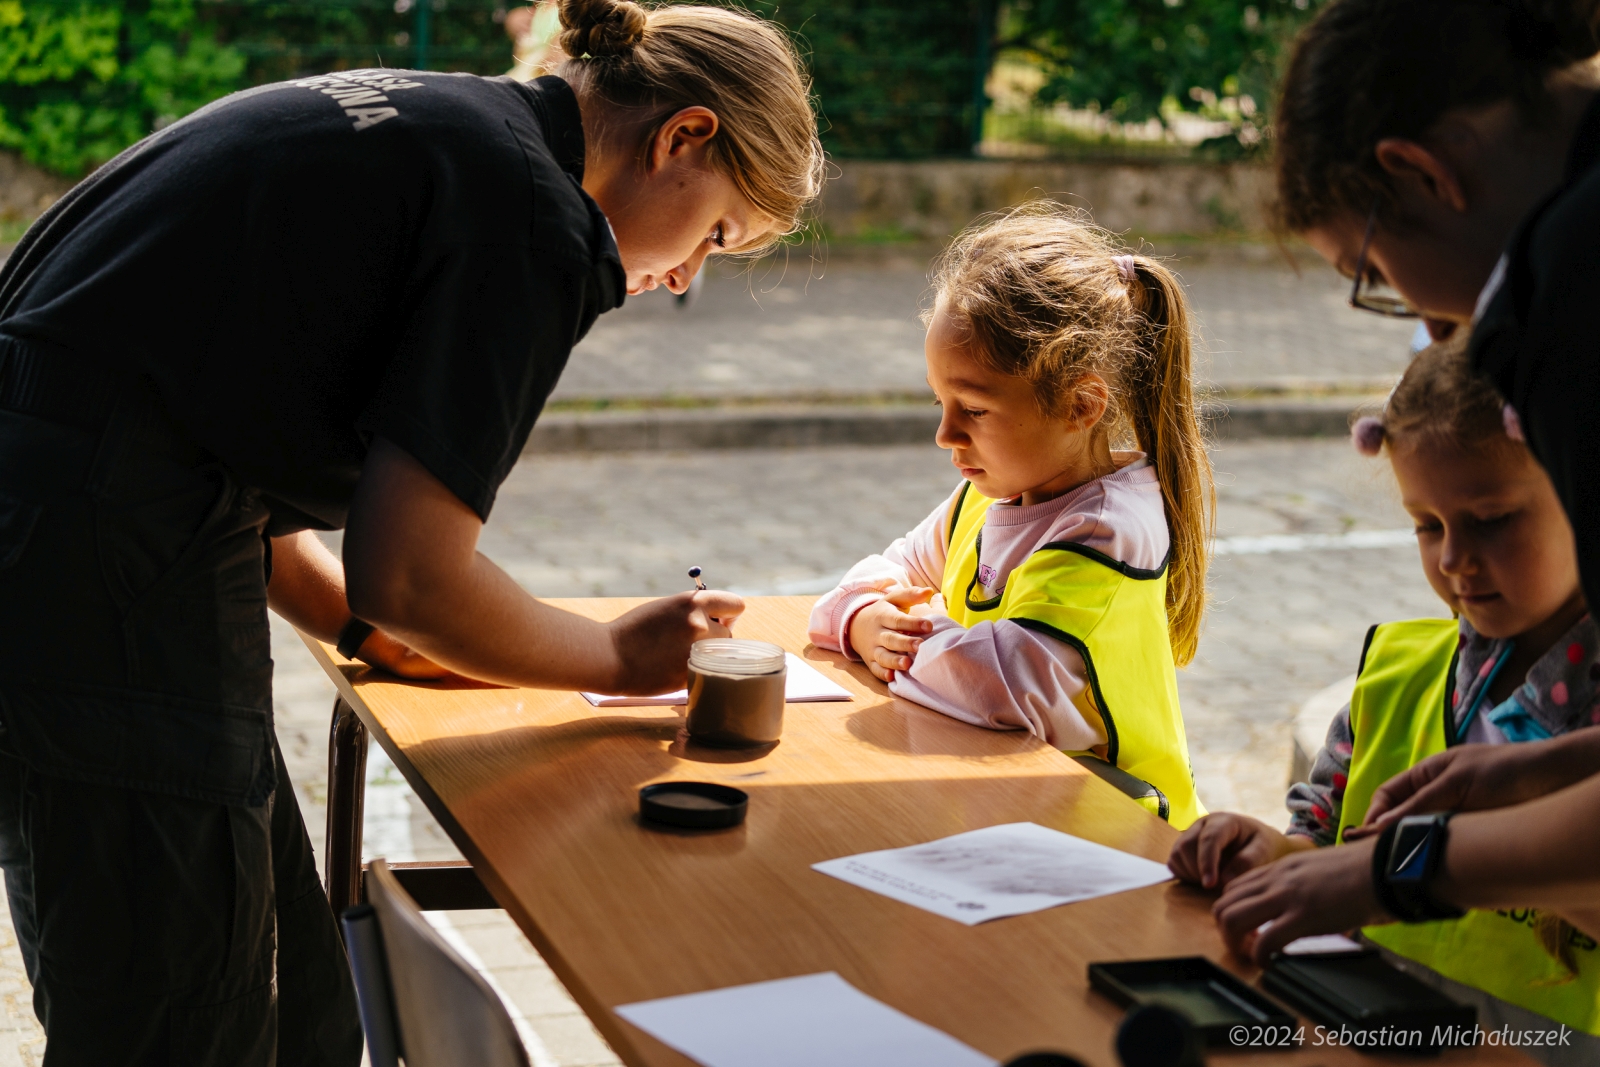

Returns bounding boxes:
[559,0,648,58]
[553,2,823,249]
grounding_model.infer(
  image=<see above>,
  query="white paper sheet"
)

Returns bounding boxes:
[581,654,851,707]
[614,971,994,1067]
[812,822,1171,925]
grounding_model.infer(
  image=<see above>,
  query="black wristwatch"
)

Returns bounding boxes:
[1372,813,1466,923]
[336,617,376,661]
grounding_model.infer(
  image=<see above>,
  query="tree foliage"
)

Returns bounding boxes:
[206,0,514,88]
[999,0,1323,143]
[0,0,244,176]
[740,0,991,158]
[0,0,1328,177]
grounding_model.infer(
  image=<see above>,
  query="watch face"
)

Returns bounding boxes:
[1389,819,1436,883]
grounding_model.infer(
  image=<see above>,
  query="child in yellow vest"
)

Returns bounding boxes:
[808,203,1212,828]
[1169,341,1600,1059]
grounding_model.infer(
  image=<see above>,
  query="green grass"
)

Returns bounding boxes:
[982,109,1194,161]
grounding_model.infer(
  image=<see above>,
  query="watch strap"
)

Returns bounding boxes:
[1371,821,1409,920]
[1376,813,1467,923]
[336,617,376,661]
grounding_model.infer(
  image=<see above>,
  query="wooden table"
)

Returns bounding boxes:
[303,597,1530,1067]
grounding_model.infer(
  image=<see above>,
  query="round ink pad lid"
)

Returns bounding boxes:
[639,782,748,829]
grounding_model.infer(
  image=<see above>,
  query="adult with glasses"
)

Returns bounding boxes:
[1191,0,1600,968]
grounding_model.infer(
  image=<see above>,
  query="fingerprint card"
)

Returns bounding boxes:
[812,822,1171,925]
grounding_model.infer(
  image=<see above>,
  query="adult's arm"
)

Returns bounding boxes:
[1211,772,1600,964]
[342,437,741,693]
[266,528,450,679]
[1351,727,1600,835]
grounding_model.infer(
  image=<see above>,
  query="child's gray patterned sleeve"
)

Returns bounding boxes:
[1284,703,1355,847]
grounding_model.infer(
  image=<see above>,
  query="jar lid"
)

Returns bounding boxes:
[639,782,748,830]
[688,638,785,676]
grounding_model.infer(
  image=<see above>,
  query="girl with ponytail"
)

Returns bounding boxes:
[809,202,1214,829]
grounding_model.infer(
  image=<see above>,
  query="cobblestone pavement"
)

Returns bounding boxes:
[0,438,1449,1065]
[550,246,1421,404]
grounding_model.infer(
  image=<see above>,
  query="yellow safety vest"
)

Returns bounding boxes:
[941,484,1203,829]
[1339,618,1600,1035]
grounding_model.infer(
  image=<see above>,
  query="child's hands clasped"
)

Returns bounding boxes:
[848,585,938,681]
[1168,813,1316,891]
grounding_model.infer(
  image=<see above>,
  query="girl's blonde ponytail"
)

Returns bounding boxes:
[1123,258,1214,666]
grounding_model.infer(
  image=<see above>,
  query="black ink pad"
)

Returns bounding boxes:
[639,782,748,829]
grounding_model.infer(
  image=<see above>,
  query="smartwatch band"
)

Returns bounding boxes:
[1372,813,1466,923]
[336,617,376,661]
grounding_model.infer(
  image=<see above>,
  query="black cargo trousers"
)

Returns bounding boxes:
[0,337,362,1066]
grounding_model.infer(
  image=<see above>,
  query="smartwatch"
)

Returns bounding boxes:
[336,617,376,661]
[1372,813,1466,923]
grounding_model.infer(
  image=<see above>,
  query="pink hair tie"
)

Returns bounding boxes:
[1502,404,1525,442]
[1352,416,1385,456]
[1113,255,1137,284]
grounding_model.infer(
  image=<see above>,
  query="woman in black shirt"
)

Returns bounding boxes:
[0,0,821,1062]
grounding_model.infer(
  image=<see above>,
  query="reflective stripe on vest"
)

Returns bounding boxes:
[941,483,1204,829]
[1340,618,1600,1035]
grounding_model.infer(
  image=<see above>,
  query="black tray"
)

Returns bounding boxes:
[1261,950,1476,1055]
[1088,956,1296,1046]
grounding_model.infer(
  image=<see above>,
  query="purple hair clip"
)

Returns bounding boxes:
[1502,404,1525,442]
[1352,416,1385,456]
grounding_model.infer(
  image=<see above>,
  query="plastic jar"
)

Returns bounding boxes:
[684,639,787,747]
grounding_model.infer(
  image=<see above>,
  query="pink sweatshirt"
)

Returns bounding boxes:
[808,455,1170,752]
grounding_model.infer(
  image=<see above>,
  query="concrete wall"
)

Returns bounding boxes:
[0,150,1272,242]
[820,159,1274,242]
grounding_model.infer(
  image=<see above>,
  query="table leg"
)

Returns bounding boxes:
[323,693,497,912]
[325,696,369,915]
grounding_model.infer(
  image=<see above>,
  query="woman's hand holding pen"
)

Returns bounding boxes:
[849,585,938,682]
[604,589,744,695]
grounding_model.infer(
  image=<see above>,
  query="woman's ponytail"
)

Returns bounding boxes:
[1125,258,1214,667]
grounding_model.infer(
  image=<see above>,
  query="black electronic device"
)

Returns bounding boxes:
[1261,949,1475,1054]
[1088,957,1295,1046]
[638,782,748,829]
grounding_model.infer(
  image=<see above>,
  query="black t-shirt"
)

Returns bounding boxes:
[0,71,623,533]
[1471,93,1600,611]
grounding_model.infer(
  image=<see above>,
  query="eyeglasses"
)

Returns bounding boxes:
[1349,203,1420,318]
